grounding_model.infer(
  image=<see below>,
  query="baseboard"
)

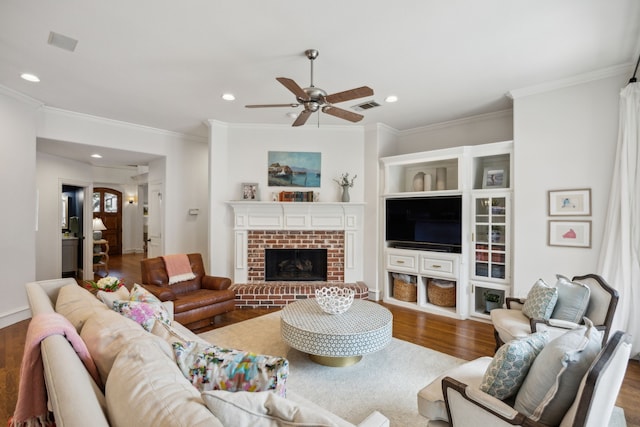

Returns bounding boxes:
[366,284,382,301]
[0,305,31,329]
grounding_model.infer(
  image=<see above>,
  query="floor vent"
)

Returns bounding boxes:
[352,100,381,112]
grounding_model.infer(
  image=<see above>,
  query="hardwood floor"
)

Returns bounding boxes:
[1,253,639,426]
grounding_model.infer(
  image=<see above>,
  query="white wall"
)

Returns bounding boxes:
[35,152,92,280]
[511,70,627,295]
[364,123,399,298]
[394,110,513,155]
[37,107,209,260]
[0,88,39,327]
[208,123,365,280]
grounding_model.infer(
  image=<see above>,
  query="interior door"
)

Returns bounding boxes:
[147,182,164,258]
[93,187,123,255]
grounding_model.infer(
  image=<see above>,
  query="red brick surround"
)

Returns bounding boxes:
[246,230,345,282]
[231,229,368,308]
[230,282,369,309]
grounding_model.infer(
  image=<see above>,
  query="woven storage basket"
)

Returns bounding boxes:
[427,279,456,307]
[393,278,417,302]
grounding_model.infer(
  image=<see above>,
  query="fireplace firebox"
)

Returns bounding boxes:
[265,248,328,282]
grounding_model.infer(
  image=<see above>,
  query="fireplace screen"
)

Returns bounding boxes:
[264,248,328,281]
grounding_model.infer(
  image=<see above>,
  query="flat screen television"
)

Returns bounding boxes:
[385,196,462,253]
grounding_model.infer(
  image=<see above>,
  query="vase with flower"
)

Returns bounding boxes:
[333,173,357,202]
[84,276,124,293]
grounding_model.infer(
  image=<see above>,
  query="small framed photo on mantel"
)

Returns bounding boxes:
[241,183,259,201]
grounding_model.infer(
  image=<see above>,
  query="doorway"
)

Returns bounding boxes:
[61,185,85,278]
[93,187,123,255]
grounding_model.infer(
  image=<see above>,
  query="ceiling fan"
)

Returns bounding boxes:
[245,49,374,127]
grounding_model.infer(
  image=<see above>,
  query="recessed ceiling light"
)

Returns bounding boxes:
[286,112,299,119]
[20,73,40,82]
[91,154,102,159]
[385,95,398,103]
[222,93,236,101]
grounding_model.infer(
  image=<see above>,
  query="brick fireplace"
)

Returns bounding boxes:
[227,202,367,308]
[248,230,344,282]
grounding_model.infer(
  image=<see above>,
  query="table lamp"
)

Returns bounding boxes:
[93,218,107,240]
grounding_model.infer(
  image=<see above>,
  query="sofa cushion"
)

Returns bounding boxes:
[80,309,173,384]
[201,390,341,427]
[480,332,548,400]
[55,283,110,332]
[96,286,130,309]
[514,319,602,425]
[106,339,223,427]
[417,357,492,421]
[551,274,591,323]
[522,279,558,320]
[173,341,289,397]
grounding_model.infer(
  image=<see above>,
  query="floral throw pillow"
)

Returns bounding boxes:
[480,331,549,400]
[112,300,170,332]
[522,279,558,320]
[173,341,289,397]
[129,283,163,305]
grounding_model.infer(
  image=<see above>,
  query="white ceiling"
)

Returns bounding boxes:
[2,1,640,151]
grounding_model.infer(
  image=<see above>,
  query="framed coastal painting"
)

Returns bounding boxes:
[267,151,321,187]
[548,220,591,248]
[548,188,591,216]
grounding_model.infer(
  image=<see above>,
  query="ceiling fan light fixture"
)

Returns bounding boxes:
[221,93,236,101]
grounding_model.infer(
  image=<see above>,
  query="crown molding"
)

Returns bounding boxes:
[508,63,634,99]
[41,106,207,143]
[0,84,44,107]
[399,109,513,137]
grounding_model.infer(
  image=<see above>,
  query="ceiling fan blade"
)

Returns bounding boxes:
[245,103,299,108]
[322,106,364,123]
[276,77,309,101]
[324,86,374,104]
[292,110,312,127]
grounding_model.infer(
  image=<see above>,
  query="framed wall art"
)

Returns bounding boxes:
[268,151,321,187]
[548,220,591,248]
[482,168,506,189]
[241,183,259,200]
[548,188,591,216]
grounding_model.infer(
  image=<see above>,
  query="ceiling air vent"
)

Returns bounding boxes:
[352,100,381,112]
[47,31,78,52]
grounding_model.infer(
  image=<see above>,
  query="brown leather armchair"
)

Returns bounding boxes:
[140,253,235,330]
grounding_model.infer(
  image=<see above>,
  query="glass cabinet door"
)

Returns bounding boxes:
[473,195,509,281]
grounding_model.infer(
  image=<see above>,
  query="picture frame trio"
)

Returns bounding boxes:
[547,188,591,248]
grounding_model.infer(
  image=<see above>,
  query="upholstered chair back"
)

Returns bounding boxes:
[140,253,206,296]
[572,274,619,342]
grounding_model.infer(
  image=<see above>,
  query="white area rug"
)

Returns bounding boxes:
[198,312,627,427]
[199,311,464,426]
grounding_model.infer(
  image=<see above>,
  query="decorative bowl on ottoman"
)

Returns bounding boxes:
[315,287,355,314]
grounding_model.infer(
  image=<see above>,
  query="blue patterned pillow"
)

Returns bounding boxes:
[522,279,558,320]
[480,332,549,400]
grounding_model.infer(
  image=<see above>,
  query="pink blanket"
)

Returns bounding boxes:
[9,313,102,427]
[163,254,196,284]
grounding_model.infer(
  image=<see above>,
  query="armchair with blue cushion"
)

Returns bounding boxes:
[490,274,618,351]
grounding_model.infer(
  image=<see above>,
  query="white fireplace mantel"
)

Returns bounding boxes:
[227,202,364,283]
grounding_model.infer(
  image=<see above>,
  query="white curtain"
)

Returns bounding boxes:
[598,81,640,357]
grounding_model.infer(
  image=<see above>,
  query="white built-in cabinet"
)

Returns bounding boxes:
[380,141,513,320]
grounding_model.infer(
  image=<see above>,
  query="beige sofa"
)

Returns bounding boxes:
[25,278,389,427]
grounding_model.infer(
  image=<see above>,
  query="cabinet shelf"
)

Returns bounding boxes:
[93,239,109,275]
[380,141,512,321]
